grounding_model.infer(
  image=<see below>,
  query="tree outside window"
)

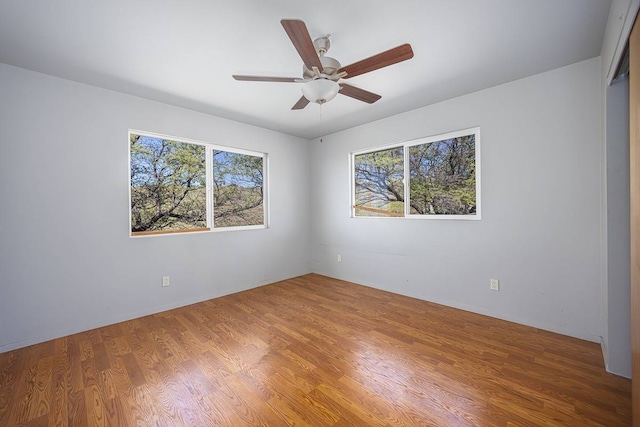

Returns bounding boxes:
[408,133,477,216]
[353,147,404,217]
[212,150,264,227]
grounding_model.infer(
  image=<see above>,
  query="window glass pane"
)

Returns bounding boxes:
[409,134,476,215]
[353,147,405,217]
[212,150,264,227]
[130,134,207,233]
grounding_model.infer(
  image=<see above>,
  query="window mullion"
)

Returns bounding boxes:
[206,145,213,230]
[404,145,410,217]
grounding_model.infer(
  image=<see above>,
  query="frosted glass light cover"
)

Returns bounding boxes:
[301,79,340,104]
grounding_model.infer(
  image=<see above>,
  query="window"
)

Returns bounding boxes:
[352,127,480,219]
[353,146,405,217]
[129,131,267,236]
[212,150,264,228]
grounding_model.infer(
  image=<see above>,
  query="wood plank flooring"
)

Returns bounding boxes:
[0,274,631,426]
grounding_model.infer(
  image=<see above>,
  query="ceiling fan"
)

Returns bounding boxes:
[233,19,414,110]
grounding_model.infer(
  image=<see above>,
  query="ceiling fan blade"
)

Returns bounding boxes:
[281,19,323,71]
[291,96,310,110]
[339,83,381,104]
[339,44,414,79]
[233,75,300,83]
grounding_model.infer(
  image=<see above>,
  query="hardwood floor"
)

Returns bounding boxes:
[0,274,631,426]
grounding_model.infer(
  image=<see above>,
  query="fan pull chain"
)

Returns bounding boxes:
[319,102,324,143]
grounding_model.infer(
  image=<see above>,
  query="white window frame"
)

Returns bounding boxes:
[351,127,481,220]
[128,130,269,237]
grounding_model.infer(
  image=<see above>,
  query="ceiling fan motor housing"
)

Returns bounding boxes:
[303,56,342,80]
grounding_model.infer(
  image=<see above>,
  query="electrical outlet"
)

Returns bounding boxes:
[162,276,170,287]
[490,279,499,291]
[337,254,342,263]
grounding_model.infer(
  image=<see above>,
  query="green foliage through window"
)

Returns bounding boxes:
[354,147,405,217]
[352,128,480,219]
[409,134,476,215]
[130,135,207,233]
[212,150,264,227]
[129,132,266,235]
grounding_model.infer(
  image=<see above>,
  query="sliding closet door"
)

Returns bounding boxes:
[631,16,640,427]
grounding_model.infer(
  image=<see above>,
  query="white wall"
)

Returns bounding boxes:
[0,63,311,353]
[310,57,603,342]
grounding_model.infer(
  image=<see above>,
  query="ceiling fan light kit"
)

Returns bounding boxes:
[232,19,414,110]
[301,78,340,104]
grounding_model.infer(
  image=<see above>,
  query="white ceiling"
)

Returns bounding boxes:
[0,1,611,140]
